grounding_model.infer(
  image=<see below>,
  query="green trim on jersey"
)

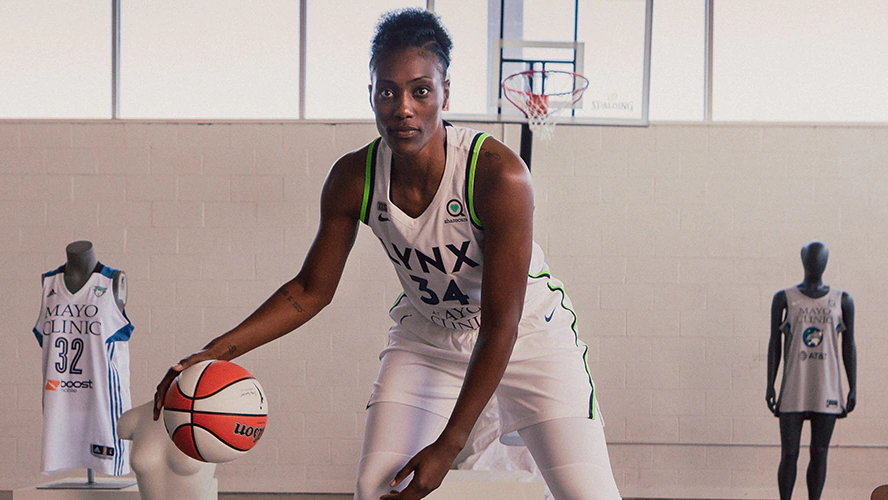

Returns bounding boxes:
[529,270,597,420]
[466,133,491,229]
[360,138,381,225]
[389,292,407,313]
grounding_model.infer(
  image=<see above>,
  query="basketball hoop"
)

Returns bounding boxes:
[502,69,589,141]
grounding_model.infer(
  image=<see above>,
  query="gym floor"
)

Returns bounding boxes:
[0,492,769,499]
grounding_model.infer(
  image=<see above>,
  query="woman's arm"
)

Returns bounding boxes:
[153,149,367,419]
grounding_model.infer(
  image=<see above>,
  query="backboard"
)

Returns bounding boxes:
[445,0,653,127]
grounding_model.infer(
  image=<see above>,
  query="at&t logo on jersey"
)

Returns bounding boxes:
[45,379,94,392]
[799,351,825,361]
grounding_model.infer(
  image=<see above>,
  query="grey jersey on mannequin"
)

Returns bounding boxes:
[777,286,845,414]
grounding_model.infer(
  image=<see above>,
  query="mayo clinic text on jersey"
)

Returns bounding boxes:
[41,303,103,336]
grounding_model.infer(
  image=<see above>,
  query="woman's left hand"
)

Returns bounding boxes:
[379,438,461,499]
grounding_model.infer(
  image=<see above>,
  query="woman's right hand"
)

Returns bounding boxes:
[153,349,217,420]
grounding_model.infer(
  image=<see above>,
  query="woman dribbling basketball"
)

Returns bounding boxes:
[155,8,621,500]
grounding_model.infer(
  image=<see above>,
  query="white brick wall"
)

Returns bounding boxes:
[1,121,885,498]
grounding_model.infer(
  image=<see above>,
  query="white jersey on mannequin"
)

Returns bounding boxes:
[33,263,133,475]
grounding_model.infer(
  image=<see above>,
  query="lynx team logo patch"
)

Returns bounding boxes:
[802,326,823,348]
[93,286,107,297]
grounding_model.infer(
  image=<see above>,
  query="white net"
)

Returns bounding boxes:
[502,70,589,141]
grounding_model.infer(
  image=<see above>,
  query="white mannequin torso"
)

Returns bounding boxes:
[117,402,216,500]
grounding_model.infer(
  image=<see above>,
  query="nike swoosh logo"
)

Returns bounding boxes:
[378,213,389,222]
[545,308,556,322]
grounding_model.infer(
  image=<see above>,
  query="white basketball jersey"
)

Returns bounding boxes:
[33,264,133,475]
[777,286,845,414]
[361,125,548,330]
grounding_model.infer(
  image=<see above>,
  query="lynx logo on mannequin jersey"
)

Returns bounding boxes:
[803,326,823,347]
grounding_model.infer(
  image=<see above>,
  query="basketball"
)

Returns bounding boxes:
[163,360,268,463]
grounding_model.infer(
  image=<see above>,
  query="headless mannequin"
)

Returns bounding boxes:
[60,240,127,312]
[766,241,857,500]
[118,402,216,500]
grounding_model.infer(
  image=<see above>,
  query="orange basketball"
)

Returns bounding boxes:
[163,360,268,463]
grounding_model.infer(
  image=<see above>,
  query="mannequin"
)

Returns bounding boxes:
[35,240,134,483]
[118,402,217,500]
[62,240,127,312]
[766,241,857,500]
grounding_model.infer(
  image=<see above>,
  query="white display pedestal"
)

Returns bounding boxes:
[14,478,217,500]
[426,470,546,499]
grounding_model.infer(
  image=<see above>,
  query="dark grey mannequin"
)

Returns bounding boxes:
[766,241,857,500]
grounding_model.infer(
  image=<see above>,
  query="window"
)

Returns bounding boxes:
[434,0,490,115]
[304,0,423,120]
[0,0,110,118]
[648,0,705,121]
[713,0,888,121]
[120,0,301,119]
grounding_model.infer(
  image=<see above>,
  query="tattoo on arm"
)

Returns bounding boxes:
[280,288,305,313]
[227,344,237,356]
[483,151,502,161]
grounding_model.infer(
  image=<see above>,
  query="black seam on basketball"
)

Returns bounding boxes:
[174,379,194,401]
[192,376,255,399]
[191,361,213,400]
[163,407,196,414]
[171,424,207,462]
[191,424,254,452]
[188,410,267,417]
[192,422,207,461]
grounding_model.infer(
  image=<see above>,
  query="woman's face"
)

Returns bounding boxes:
[370,46,449,158]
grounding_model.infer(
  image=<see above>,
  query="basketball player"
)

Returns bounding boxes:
[118,402,216,500]
[766,241,857,500]
[154,9,620,499]
[33,240,133,476]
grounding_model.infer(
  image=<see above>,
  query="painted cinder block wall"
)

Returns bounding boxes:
[0,120,885,498]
